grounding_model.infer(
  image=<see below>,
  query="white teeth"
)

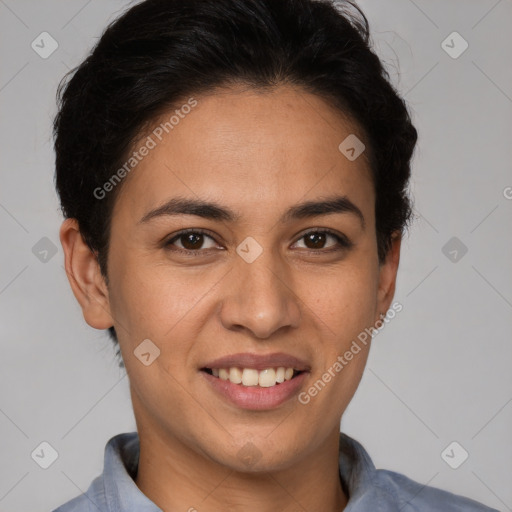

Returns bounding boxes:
[242,368,259,386]
[229,367,242,384]
[209,366,299,387]
[258,368,276,387]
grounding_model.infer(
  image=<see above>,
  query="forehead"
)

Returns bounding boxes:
[113,84,375,223]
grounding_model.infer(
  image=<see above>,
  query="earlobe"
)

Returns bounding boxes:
[376,233,401,320]
[59,218,113,330]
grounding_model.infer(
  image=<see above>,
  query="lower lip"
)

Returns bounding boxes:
[200,371,308,410]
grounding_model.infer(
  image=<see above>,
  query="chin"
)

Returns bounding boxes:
[202,433,305,474]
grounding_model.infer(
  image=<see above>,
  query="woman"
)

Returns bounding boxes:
[52,0,497,510]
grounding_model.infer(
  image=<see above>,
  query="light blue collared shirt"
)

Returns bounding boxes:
[53,431,498,511]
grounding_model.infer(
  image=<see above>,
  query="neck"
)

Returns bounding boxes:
[134,424,348,512]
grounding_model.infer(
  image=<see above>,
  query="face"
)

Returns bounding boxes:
[63,84,400,472]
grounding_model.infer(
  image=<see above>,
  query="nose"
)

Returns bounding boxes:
[219,248,302,339]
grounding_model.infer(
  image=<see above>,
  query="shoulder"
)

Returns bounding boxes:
[51,475,107,512]
[51,431,142,512]
[338,432,498,511]
[373,468,499,511]
[52,494,100,512]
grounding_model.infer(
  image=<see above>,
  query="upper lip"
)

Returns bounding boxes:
[201,352,311,372]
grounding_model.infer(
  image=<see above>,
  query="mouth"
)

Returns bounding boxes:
[201,367,305,388]
[199,352,310,410]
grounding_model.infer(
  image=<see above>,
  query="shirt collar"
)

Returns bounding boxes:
[102,432,162,511]
[99,431,385,511]
[338,432,397,510]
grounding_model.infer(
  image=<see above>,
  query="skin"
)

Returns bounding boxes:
[60,84,401,512]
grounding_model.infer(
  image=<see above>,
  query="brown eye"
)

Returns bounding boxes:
[180,232,205,250]
[164,230,219,253]
[303,232,328,249]
[293,230,351,251]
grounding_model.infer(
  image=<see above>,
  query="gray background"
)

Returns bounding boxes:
[0,0,511,510]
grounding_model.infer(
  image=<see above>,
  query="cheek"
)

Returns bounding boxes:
[110,262,214,429]
[107,257,214,343]
[295,259,378,391]
[299,260,380,343]
[294,271,377,421]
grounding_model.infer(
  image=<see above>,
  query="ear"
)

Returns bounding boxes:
[59,218,113,330]
[375,232,401,323]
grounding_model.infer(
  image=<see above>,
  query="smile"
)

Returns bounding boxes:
[199,352,310,409]
[202,367,303,387]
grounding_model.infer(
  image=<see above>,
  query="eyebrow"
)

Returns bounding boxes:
[139,195,365,228]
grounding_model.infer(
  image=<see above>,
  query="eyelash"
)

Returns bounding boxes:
[163,228,353,256]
